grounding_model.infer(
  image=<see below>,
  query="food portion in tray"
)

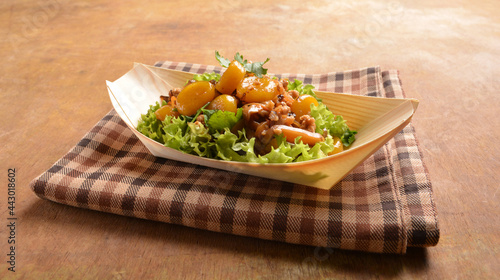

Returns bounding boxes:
[137,52,356,164]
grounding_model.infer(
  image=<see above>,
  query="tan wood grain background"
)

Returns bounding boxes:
[1,0,499,279]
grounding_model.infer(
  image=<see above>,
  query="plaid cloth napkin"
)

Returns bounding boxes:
[30,61,439,254]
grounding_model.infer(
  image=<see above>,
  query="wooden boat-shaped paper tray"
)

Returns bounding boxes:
[106,64,418,190]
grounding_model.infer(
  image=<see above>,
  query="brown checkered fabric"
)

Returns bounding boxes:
[29,62,439,253]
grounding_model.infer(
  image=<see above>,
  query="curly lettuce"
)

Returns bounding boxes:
[213,129,337,163]
[309,103,357,147]
[137,101,166,144]
[136,102,339,163]
[191,72,220,82]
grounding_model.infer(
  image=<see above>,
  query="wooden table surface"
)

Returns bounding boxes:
[1,0,499,279]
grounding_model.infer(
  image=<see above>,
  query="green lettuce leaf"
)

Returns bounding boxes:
[161,117,215,157]
[235,133,260,163]
[185,122,214,157]
[161,115,188,150]
[192,72,221,82]
[214,129,264,163]
[309,103,357,147]
[274,135,336,162]
[340,128,357,147]
[284,137,310,160]
[287,79,322,102]
[137,102,165,144]
[213,129,248,162]
[259,141,293,163]
[203,108,243,133]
